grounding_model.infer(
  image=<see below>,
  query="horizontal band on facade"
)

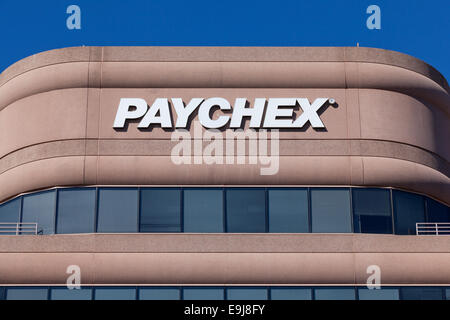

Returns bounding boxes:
[0,156,448,206]
[1,233,450,253]
[0,251,449,285]
[1,47,448,91]
[1,61,448,115]
[1,284,449,287]
[0,138,448,177]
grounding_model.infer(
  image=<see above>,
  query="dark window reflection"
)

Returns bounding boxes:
[314,288,355,300]
[94,288,136,300]
[139,288,180,300]
[0,186,448,237]
[226,189,266,233]
[57,189,96,234]
[227,288,268,300]
[268,189,309,233]
[6,288,48,300]
[271,288,312,300]
[97,188,138,233]
[140,189,181,232]
[51,288,92,300]
[0,198,21,235]
[426,198,450,223]
[0,286,447,300]
[353,189,392,234]
[358,288,399,300]
[393,190,425,235]
[22,190,56,235]
[184,189,223,232]
[183,288,224,300]
[400,287,443,300]
[0,198,20,223]
[311,189,352,233]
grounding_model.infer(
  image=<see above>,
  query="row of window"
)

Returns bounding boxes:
[0,187,448,235]
[0,286,449,300]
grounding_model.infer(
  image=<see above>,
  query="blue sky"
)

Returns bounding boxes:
[0,0,449,81]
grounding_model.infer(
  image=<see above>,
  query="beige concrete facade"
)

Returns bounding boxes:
[0,47,448,205]
[0,47,449,286]
[0,233,450,286]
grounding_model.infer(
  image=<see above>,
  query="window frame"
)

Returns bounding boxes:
[267,187,310,233]
[183,187,225,233]
[310,187,353,234]
[225,187,268,233]
[139,187,183,233]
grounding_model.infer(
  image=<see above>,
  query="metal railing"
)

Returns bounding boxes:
[0,223,38,235]
[416,223,450,235]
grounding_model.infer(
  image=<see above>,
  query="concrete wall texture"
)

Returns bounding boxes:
[0,47,448,286]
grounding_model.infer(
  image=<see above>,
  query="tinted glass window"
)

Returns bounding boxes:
[22,190,56,235]
[50,288,92,300]
[358,288,399,300]
[0,198,20,223]
[311,189,352,233]
[0,198,21,235]
[140,189,181,232]
[6,288,48,300]
[400,287,443,300]
[314,288,355,300]
[393,191,425,235]
[227,288,268,300]
[94,288,136,300]
[426,198,450,223]
[183,288,224,300]
[446,289,450,300]
[184,189,223,232]
[226,190,266,233]
[0,287,5,300]
[56,189,96,234]
[353,189,392,234]
[270,288,312,300]
[97,188,138,233]
[139,288,180,300]
[268,189,309,233]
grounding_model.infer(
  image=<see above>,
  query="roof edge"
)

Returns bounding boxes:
[0,46,448,92]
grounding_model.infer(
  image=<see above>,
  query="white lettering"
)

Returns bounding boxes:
[263,98,296,128]
[113,97,333,130]
[172,98,204,127]
[138,98,172,128]
[198,97,231,129]
[292,98,328,128]
[113,98,148,128]
[230,98,265,128]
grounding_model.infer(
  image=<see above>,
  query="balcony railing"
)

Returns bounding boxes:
[0,223,38,235]
[416,223,450,235]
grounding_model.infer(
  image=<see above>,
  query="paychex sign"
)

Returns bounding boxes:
[113,97,334,129]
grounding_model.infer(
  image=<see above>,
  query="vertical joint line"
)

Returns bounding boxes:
[83,47,91,185]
